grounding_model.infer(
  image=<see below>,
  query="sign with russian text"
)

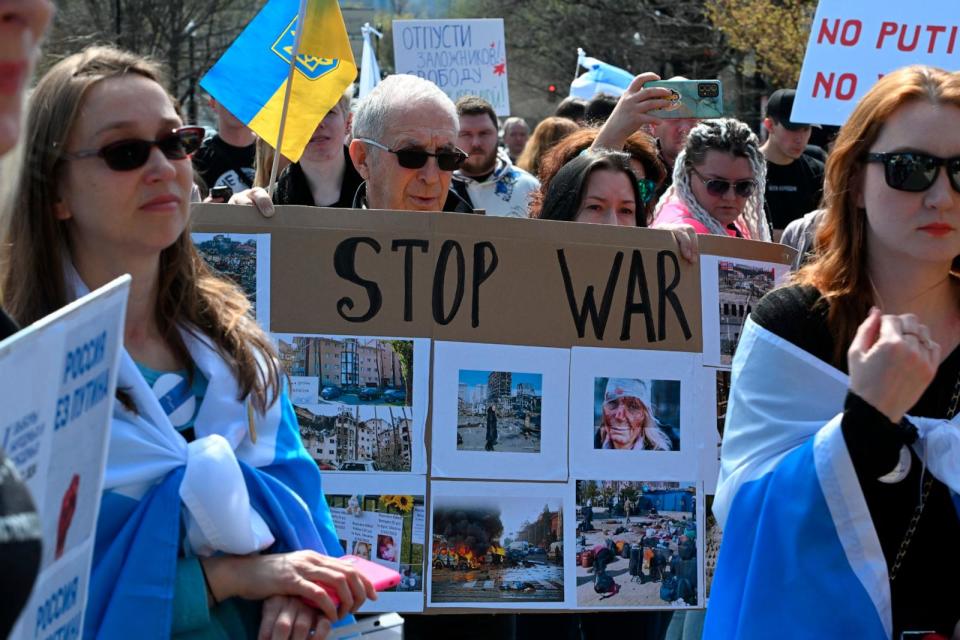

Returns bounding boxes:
[4,277,129,639]
[793,0,960,126]
[393,18,510,115]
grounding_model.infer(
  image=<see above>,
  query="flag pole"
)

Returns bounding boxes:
[268,0,309,196]
[573,48,585,90]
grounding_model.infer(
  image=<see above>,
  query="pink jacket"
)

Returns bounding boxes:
[653,194,750,239]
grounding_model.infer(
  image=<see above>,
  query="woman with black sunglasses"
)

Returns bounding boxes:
[706,66,960,639]
[652,118,771,241]
[1,46,374,640]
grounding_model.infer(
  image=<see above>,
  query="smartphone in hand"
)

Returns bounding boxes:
[316,555,401,608]
[646,79,723,119]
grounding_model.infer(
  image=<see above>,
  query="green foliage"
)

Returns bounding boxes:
[706,0,817,88]
[386,339,414,398]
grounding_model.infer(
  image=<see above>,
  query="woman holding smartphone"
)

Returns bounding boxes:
[707,66,960,638]
[1,46,374,640]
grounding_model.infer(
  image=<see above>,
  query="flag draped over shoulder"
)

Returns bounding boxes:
[704,316,960,640]
[63,269,348,638]
[200,0,356,162]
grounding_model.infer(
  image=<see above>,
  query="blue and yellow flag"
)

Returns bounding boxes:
[200,0,356,162]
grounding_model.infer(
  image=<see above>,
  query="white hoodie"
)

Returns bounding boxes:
[453,150,540,218]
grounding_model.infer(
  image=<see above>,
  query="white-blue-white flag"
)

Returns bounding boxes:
[569,48,634,100]
[706,316,960,639]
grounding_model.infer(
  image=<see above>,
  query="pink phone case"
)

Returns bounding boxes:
[317,555,401,607]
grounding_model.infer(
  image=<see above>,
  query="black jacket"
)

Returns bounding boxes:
[272,145,364,208]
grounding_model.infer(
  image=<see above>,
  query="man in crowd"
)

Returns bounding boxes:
[500,116,530,162]
[192,97,256,198]
[760,88,825,232]
[646,77,699,197]
[452,96,539,217]
[347,75,472,212]
[346,77,514,639]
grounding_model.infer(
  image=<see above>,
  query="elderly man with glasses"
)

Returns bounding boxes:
[348,74,472,213]
[230,74,473,216]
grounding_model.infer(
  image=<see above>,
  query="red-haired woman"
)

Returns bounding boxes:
[709,66,960,638]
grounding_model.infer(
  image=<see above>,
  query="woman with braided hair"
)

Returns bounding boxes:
[653,118,771,241]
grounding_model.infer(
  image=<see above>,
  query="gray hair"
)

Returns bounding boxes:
[501,116,529,135]
[654,118,770,241]
[352,74,457,142]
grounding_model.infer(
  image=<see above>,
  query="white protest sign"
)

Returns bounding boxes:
[392,19,510,115]
[793,0,960,126]
[3,276,129,640]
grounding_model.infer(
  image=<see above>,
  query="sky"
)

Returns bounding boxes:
[434,495,563,541]
[458,370,543,393]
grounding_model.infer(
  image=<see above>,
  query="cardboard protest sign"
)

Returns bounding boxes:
[793,0,960,125]
[696,236,794,496]
[2,277,129,639]
[393,18,510,115]
[190,204,794,613]
[191,205,702,352]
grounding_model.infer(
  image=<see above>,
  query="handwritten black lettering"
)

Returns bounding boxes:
[432,240,465,325]
[334,237,382,322]
[620,250,656,341]
[557,249,623,340]
[391,239,429,322]
[657,250,692,340]
[471,241,498,328]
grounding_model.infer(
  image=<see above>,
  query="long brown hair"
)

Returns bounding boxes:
[516,116,579,176]
[794,65,960,365]
[529,128,666,222]
[1,45,280,412]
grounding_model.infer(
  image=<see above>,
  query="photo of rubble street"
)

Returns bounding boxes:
[430,495,563,604]
[576,481,698,607]
[457,370,542,453]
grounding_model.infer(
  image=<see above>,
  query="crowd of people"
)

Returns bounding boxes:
[1,0,959,638]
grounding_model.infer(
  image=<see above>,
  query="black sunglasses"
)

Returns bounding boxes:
[864,152,960,193]
[357,137,467,172]
[66,126,205,171]
[691,167,755,198]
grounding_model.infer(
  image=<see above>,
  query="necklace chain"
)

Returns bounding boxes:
[888,371,960,581]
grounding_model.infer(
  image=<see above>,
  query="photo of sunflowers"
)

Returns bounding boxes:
[327,492,426,592]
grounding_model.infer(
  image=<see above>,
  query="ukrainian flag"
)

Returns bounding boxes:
[200,0,356,162]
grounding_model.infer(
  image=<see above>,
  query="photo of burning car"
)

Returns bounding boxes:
[430,495,564,604]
